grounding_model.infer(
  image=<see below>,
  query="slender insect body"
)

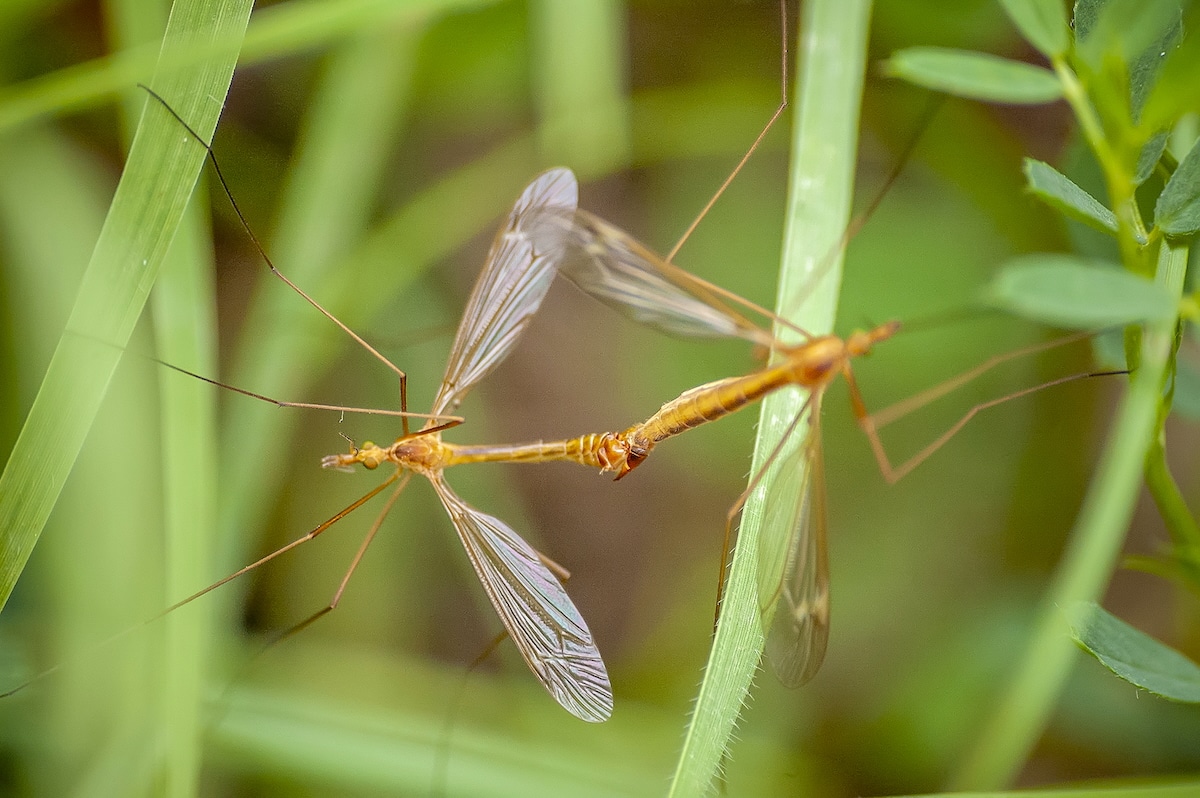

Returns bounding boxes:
[578,320,903,483]
[443,434,614,471]
[324,431,625,475]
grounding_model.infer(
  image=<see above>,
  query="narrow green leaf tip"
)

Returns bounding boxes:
[1023,158,1119,235]
[1155,135,1200,236]
[883,47,1063,105]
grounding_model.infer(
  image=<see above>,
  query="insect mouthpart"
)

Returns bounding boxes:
[321,441,388,471]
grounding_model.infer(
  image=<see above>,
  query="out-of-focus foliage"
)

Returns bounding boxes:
[891,0,1200,792]
[0,0,1196,796]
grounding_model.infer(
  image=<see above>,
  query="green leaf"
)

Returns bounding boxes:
[984,255,1176,328]
[998,0,1069,59]
[668,0,871,794]
[1134,130,1169,185]
[1069,601,1200,702]
[1074,0,1181,120]
[1173,334,1200,421]
[1155,135,1200,235]
[1141,5,1200,130]
[883,47,1062,104]
[1023,158,1118,234]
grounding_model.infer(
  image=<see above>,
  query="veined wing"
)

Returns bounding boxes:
[757,395,829,688]
[432,168,579,417]
[429,474,613,722]
[527,207,776,348]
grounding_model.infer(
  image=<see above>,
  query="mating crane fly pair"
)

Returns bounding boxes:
[131,84,912,725]
[312,163,903,721]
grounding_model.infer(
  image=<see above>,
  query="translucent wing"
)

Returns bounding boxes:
[429,474,613,722]
[432,168,579,417]
[527,208,776,347]
[757,395,830,688]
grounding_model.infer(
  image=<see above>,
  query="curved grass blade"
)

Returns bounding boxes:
[667,0,871,793]
[0,0,253,612]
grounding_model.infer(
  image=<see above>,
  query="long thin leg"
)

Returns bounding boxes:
[162,471,401,620]
[867,330,1094,431]
[139,84,418,433]
[69,327,459,425]
[846,359,1125,485]
[666,0,789,264]
[157,356,460,424]
[0,470,400,699]
[204,472,415,739]
[535,550,572,582]
[258,473,412,647]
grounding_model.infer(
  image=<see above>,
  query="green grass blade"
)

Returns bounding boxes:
[667,1,872,794]
[0,0,252,611]
[151,207,217,797]
[110,2,219,794]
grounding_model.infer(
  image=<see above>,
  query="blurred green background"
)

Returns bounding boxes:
[0,0,1198,795]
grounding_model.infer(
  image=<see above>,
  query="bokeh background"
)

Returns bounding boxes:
[0,0,1198,795]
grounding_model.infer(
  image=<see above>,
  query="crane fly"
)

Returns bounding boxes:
[130,1,917,715]
[120,1,798,723]
[310,168,615,722]
[521,206,896,687]
[513,197,1096,687]
[386,190,897,688]
[264,167,615,722]
[29,138,614,721]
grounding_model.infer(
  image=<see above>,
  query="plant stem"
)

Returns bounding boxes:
[666,0,872,794]
[949,240,1188,790]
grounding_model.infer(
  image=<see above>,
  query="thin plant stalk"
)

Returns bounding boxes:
[667,0,873,794]
[950,240,1187,789]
